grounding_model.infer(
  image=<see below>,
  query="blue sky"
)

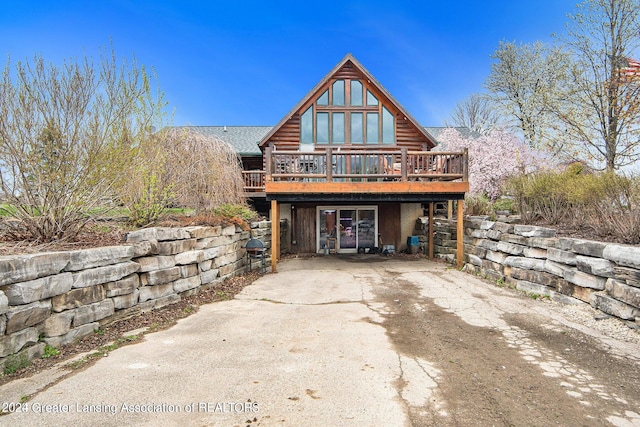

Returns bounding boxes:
[1,0,577,127]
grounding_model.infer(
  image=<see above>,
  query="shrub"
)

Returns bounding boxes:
[507,168,640,243]
[115,134,175,227]
[577,172,640,243]
[464,194,493,216]
[213,204,257,230]
[162,128,246,213]
[114,128,248,226]
[0,49,165,242]
[492,197,515,214]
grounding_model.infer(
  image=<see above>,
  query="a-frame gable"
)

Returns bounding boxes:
[259,53,436,150]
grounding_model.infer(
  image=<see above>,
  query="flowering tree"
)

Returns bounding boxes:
[437,128,549,200]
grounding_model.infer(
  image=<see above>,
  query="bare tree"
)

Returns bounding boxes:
[114,127,247,226]
[486,41,573,152]
[0,49,166,241]
[163,128,246,212]
[446,93,503,135]
[558,0,640,170]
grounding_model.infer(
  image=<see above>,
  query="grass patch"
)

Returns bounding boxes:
[3,353,30,375]
[42,345,60,359]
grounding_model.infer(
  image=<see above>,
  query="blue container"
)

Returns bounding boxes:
[407,236,419,247]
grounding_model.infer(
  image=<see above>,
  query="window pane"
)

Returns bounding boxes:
[351,113,363,143]
[332,112,345,144]
[366,90,378,106]
[366,112,379,143]
[332,80,345,106]
[317,112,329,143]
[317,90,329,105]
[382,106,395,143]
[301,106,313,144]
[350,80,362,106]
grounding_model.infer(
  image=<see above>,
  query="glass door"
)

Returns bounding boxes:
[317,206,377,253]
[339,209,356,250]
[357,209,376,251]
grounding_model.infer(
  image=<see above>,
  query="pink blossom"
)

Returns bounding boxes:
[437,128,548,200]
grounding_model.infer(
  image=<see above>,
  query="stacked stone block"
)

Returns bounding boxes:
[414,217,459,262]
[462,217,640,324]
[0,222,275,371]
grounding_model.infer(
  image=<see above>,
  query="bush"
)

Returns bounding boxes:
[575,172,640,243]
[492,197,515,214]
[162,128,246,213]
[114,128,247,227]
[213,204,256,222]
[506,168,640,243]
[213,204,257,230]
[464,194,493,216]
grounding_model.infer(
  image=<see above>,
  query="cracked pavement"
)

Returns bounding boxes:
[2,256,639,426]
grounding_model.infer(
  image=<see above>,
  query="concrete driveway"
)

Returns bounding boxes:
[2,256,639,426]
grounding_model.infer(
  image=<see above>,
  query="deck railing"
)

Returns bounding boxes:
[244,147,468,192]
[242,170,266,193]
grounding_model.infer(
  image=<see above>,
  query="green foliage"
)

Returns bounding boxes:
[42,344,60,359]
[492,197,514,213]
[213,204,256,222]
[464,194,493,216]
[127,171,175,227]
[3,353,29,375]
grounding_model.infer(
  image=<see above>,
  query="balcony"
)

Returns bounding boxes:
[244,147,469,200]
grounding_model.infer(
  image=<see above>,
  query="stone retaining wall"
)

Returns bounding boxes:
[0,221,274,371]
[415,216,640,325]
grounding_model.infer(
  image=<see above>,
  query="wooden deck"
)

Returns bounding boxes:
[243,147,469,196]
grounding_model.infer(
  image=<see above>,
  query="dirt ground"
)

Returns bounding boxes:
[369,263,640,427]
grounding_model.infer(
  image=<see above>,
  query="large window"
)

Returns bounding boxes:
[301,106,313,144]
[351,113,363,143]
[332,80,345,106]
[350,80,363,106]
[317,112,329,143]
[332,112,345,144]
[366,112,379,144]
[382,106,395,144]
[299,78,396,145]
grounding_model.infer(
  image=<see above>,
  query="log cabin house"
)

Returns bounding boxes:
[188,54,469,271]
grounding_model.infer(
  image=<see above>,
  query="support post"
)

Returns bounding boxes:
[457,199,464,269]
[447,200,453,220]
[271,200,279,273]
[400,147,408,182]
[428,202,434,259]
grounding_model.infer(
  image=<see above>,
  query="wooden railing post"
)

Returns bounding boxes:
[401,147,407,182]
[326,147,332,182]
[463,148,469,182]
